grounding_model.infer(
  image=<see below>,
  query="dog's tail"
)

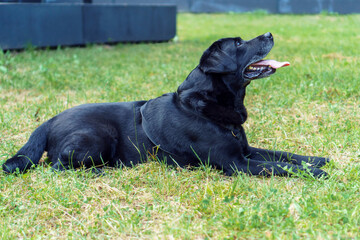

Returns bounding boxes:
[2,120,50,174]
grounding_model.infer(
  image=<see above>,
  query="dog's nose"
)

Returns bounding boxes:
[264,32,273,39]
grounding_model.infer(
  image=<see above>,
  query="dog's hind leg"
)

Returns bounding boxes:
[50,132,117,172]
[247,147,330,168]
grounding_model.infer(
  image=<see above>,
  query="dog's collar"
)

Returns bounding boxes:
[231,129,242,139]
[140,102,184,159]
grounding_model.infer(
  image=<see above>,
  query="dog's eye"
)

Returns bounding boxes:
[235,40,242,47]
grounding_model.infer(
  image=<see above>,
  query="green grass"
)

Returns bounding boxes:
[1,13,360,239]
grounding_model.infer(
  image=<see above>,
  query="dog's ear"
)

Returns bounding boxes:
[199,41,237,74]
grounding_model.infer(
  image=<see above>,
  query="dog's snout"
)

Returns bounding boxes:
[264,32,273,39]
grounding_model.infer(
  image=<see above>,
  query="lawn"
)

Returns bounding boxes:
[0,13,360,239]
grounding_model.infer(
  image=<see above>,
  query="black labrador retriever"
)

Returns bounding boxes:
[2,32,329,177]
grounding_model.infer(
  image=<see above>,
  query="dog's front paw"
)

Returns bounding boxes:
[310,168,329,179]
[308,157,330,168]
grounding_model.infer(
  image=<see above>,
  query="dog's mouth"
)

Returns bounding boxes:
[244,60,290,80]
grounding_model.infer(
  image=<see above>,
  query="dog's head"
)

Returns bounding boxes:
[199,32,289,85]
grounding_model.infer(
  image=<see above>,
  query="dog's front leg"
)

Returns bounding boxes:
[224,158,328,178]
[247,146,330,168]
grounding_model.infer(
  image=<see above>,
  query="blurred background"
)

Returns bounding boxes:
[1,0,359,14]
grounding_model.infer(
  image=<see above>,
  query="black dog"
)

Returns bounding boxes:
[2,32,329,177]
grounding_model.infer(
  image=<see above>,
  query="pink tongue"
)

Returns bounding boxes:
[251,60,290,69]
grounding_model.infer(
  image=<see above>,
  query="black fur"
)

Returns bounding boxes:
[2,33,330,177]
